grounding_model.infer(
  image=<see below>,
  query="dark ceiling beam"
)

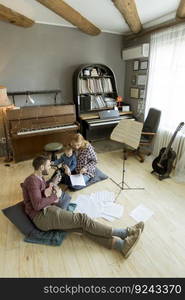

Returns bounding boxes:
[112,0,142,33]
[36,0,101,36]
[125,0,185,40]
[0,3,34,27]
[176,0,185,18]
[124,17,185,41]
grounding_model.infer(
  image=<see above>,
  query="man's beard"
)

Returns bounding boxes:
[42,169,48,176]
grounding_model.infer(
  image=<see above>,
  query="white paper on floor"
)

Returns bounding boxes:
[74,190,124,221]
[129,204,154,222]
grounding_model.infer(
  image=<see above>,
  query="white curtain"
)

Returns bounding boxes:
[145,24,185,181]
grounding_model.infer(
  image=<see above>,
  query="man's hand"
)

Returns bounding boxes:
[80,167,87,174]
[53,197,59,203]
[53,186,62,198]
[44,183,54,197]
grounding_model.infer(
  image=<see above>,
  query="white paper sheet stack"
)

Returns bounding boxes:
[74,190,124,222]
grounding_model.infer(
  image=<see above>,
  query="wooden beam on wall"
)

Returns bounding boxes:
[176,0,185,18]
[124,17,185,41]
[112,0,142,33]
[0,4,34,27]
[36,0,101,36]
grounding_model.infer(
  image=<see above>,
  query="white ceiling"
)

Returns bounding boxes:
[0,0,181,34]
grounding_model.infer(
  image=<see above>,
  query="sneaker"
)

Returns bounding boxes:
[127,221,144,236]
[122,229,141,258]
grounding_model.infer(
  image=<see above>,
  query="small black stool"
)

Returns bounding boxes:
[44,142,63,161]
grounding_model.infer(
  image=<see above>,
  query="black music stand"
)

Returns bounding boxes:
[110,119,144,195]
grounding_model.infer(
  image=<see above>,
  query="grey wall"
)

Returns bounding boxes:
[123,35,150,48]
[0,22,125,156]
[0,22,125,107]
[122,35,151,121]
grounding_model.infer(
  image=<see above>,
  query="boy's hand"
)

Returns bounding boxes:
[52,172,61,185]
[64,165,71,176]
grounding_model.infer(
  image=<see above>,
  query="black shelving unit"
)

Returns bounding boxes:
[73,64,119,140]
[73,63,118,116]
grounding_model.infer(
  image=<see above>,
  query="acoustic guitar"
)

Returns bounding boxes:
[152,122,184,180]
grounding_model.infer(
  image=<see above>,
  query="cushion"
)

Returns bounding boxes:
[2,192,76,246]
[69,167,108,191]
[24,228,68,246]
[24,203,76,246]
[2,201,35,236]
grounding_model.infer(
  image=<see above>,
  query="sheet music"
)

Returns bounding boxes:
[129,204,154,222]
[74,191,124,222]
[102,203,123,220]
[70,174,86,186]
[110,119,143,149]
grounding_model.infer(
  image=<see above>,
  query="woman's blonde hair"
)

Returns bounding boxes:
[71,133,89,149]
[63,144,73,152]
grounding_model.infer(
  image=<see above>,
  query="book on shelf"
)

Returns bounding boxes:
[90,95,106,110]
[96,96,106,108]
[79,78,113,94]
[104,97,116,108]
[102,78,113,93]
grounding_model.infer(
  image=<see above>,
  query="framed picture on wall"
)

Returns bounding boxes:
[130,87,139,99]
[133,60,139,71]
[140,61,148,70]
[137,74,147,85]
[139,88,145,98]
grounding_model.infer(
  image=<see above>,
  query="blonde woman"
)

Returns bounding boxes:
[62,133,97,189]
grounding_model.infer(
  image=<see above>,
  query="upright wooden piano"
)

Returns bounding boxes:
[5,104,79,162]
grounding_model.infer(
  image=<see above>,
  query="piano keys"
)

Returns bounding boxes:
[86,116,128,127]
[16,123,78,137]
[4,104,79,162]
[79,110,133,140]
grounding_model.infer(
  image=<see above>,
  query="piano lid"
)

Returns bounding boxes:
[6,104,76,120]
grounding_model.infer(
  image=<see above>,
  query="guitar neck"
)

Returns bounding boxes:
[159,122,184,162]
[165,133,177,153]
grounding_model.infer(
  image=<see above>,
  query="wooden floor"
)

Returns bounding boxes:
[0,150,185,278]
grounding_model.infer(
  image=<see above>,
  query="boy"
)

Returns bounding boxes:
[51,144,77,179]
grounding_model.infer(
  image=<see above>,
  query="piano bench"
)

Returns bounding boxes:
[44,142,63,161]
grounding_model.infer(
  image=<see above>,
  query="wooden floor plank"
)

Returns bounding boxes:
[0,151,185,278]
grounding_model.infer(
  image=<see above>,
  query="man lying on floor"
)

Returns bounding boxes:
[21,155,144,258]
